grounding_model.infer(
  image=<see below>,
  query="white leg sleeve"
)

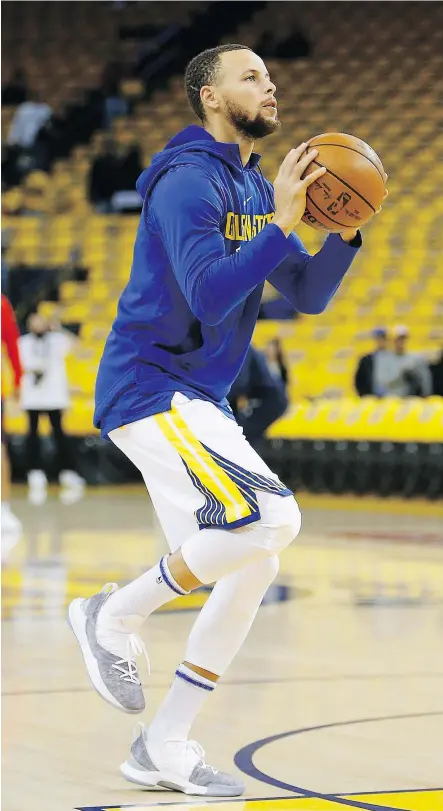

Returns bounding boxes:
[184,555,280,676]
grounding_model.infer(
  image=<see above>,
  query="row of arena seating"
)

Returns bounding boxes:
[4,396,443,443]
[1,1,203,109]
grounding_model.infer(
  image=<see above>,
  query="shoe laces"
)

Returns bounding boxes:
[112,633,150,684]
[167,739,218,775]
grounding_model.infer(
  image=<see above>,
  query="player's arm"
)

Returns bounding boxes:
[150,166,300,326]
[1,297,23,390]
[267,229,361,315]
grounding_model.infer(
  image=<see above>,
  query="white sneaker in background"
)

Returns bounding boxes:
[1,503,23,560]
[59,470,86,504]
[59,470,86,488]
[27,469,48,505]
[1,503,23,534]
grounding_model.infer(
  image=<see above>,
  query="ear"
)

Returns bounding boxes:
[200,85,219,113]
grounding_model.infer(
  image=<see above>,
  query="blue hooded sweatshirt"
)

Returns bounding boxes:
[94,125,361,437]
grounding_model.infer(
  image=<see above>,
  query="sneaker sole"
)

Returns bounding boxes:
[67,598,142,714]
[120,760,207,795]
[119,760,244,796]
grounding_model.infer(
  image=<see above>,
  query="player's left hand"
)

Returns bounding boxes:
[375,186,389,214]
[340,227,359,242]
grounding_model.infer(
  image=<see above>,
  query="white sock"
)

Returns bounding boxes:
[96,556,189,656]
[2,501,11,512]
[149,663,216,745]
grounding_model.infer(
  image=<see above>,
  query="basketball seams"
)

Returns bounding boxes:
[309,159,376,213]
[308,142,385,181]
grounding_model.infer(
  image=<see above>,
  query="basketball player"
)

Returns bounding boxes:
[69,45,365,796]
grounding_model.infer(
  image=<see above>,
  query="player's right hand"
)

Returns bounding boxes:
[273,143,327,236]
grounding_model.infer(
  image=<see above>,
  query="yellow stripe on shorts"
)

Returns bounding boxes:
[155,407,252,525]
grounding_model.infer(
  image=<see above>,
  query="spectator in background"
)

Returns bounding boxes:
[101,60,129,129]
[2,67,29,106]
[88,137,119,212]
[1,295,23,536]
[111,133,143,213]
[355,327,389,396]
[1,232,12,295]
[32,101,68,172]
[263,338,289,388]
[88,136,143,213]
[18,314,85,506]
[228,345,288,446]
[275,27,311,59]
[7,90,52,152]
[374,325,432,398]
[430,347,443,397]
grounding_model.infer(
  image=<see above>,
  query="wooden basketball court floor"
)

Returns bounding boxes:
[2,487,443,811]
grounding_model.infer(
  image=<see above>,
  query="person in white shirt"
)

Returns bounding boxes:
[7,91,52,150]
[19,314,85,504]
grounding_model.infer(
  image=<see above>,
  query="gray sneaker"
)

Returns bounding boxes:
[120,723,245,796]
[68,584,146,714]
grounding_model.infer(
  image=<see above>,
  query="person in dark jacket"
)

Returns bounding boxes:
[228,345,288,444]
[263,337,289,386]
[355,327,388,396]
[430,347,443,397]
[88,136,143,212]
[2,67,29,106]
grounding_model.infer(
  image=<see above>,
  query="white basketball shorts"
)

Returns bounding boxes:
[109,392,292,552]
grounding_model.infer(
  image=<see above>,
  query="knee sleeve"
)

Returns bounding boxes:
[257,493,302,554]
[182,494,301,584]
[185,554,279,675]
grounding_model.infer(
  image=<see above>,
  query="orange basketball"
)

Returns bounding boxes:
[301,133,386,233]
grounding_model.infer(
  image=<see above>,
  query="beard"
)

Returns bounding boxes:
[224,97,281,139]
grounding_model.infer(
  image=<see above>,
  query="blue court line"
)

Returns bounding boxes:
[234,710,443,811]
[74,785,443,810]
[4,672,443,699]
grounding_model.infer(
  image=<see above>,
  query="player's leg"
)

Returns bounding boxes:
[147,552,280,743]
[99,401,300,630]
[26,410,47,505]
[67,395,300,718]
[47,408,85,493]
[113,399,299,794]
[120,557,279,796]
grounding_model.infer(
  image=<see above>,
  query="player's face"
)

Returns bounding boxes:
[216,50,279,138]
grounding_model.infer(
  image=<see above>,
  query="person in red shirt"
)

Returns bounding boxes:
[1,294,23,535]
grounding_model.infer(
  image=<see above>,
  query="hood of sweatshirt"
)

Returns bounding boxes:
[136,124,262,201]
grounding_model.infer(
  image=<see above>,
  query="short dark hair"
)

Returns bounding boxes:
[185,44,251,122]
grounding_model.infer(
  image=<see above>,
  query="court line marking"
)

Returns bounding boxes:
[234,710,443,811]
[73,786,443,809]
[344,787,443,796]
[74,795,303,809]
[3,673,443,698]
